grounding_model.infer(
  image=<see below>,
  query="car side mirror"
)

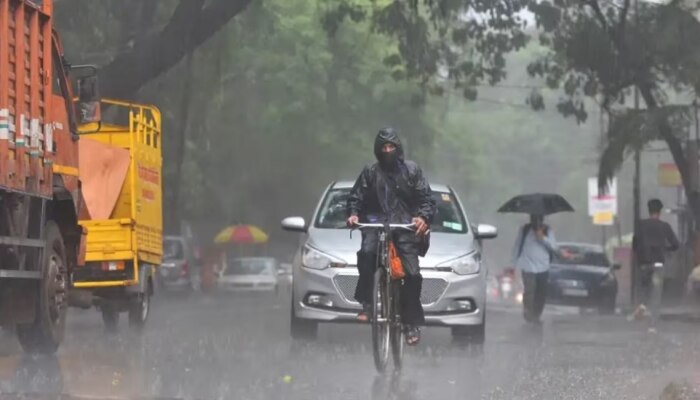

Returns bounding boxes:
[612,263,622,271]
[281,216,307,233]
[475,224,498,240]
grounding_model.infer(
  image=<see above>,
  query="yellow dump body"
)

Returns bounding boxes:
[74,99,163,288]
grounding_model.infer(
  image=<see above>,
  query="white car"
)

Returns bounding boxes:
[218,257,279,293]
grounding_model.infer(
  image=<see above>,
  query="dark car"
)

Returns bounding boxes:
[157,235,197,293]
[546,242,620,314]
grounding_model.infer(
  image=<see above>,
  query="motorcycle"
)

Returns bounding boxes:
[497,268,523,304]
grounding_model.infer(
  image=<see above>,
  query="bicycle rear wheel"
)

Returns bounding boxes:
[372,268,390,373]
[390,279,404,370]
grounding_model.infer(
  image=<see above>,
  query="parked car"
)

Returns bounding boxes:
[158,235,197,293]
[218,257,279,293]
[546,242,620,314]
[281,181,497,343]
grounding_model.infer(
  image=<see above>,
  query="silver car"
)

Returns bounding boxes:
[281,181,497,343]
[217,257,279,294]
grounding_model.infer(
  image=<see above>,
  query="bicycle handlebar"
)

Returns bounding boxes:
[351,222,416,231]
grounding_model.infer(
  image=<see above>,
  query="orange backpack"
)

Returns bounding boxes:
[389,241,406,279]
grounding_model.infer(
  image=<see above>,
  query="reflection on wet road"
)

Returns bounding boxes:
[0,287,698,399]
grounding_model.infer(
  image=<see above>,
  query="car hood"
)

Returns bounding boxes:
[306,228,475,267]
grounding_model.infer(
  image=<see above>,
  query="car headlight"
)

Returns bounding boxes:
[302,246,346,270]
[437,253,480,275]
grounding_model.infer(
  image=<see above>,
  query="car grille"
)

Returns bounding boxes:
[333,275,448,305]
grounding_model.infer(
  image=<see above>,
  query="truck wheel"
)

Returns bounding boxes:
[101,305,119,332]
[128,290,150,330]
[16,222,68,354]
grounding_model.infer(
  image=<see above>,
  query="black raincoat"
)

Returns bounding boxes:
[347,129,436,244]
[346,128,436,325]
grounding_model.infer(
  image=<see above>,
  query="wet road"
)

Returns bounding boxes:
[0,286,699,400]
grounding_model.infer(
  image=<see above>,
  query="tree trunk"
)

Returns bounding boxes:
[638,84,700,267]
[99,0,254,98]
[165,53,196,234]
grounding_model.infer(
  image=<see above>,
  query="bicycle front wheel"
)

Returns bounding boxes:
[390,279,404,370]
[372,268,390,372]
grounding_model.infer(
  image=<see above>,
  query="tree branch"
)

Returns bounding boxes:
[618,0,631,38]
[638,83,692,194]
[99,0,254,98]
[585,0,611,33]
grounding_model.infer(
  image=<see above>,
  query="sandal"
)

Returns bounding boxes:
[357,304,372,322]
[405,325,421,346]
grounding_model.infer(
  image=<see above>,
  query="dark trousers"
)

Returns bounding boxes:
[355,230,425,325]
[521,271,548,322]
[635,265,654,306]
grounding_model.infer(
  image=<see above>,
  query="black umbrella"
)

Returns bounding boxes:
[497,193,574,216]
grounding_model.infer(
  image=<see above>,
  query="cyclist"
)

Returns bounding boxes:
[346,128,436,345]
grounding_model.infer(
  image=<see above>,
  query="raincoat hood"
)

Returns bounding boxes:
[374,128,404,169]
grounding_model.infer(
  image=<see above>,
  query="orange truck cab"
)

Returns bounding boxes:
[0,0,101,354]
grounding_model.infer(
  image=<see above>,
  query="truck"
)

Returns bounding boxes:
[73,99,162,331]
[0,0,101,353]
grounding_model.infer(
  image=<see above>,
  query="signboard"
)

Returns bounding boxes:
[658,162,682,187]
[593,211,614,226]
[588,178,617,225]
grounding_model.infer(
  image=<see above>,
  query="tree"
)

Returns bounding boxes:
[329,0,700,260]
[56,0,255,98]
[520,1,700,264]
[55,0,255,231]
[134,0,454,238]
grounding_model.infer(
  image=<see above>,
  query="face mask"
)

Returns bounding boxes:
[379,150,399,169]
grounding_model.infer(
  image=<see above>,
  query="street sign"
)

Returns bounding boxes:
[593,211,614,226]
[588,178,617,219]
[658,162,682,187]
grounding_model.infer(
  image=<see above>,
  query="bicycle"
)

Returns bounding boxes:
[353,222,415,373]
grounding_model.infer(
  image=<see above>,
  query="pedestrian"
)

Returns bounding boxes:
[511,214,568,323]
[631,198,679,331]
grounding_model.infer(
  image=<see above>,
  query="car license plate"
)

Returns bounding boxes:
[562,288,588,297]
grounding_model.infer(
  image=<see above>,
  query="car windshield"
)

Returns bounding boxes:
[225,258,276,276]
[554,244,610,267]
[163,239,184,260]
[314,188,468,233]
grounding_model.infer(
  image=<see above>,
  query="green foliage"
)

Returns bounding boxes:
[54,0,457,231]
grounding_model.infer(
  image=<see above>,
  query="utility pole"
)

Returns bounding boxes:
[631,0,641,306]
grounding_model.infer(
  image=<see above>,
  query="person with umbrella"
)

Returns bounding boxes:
[500,194,574,323]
